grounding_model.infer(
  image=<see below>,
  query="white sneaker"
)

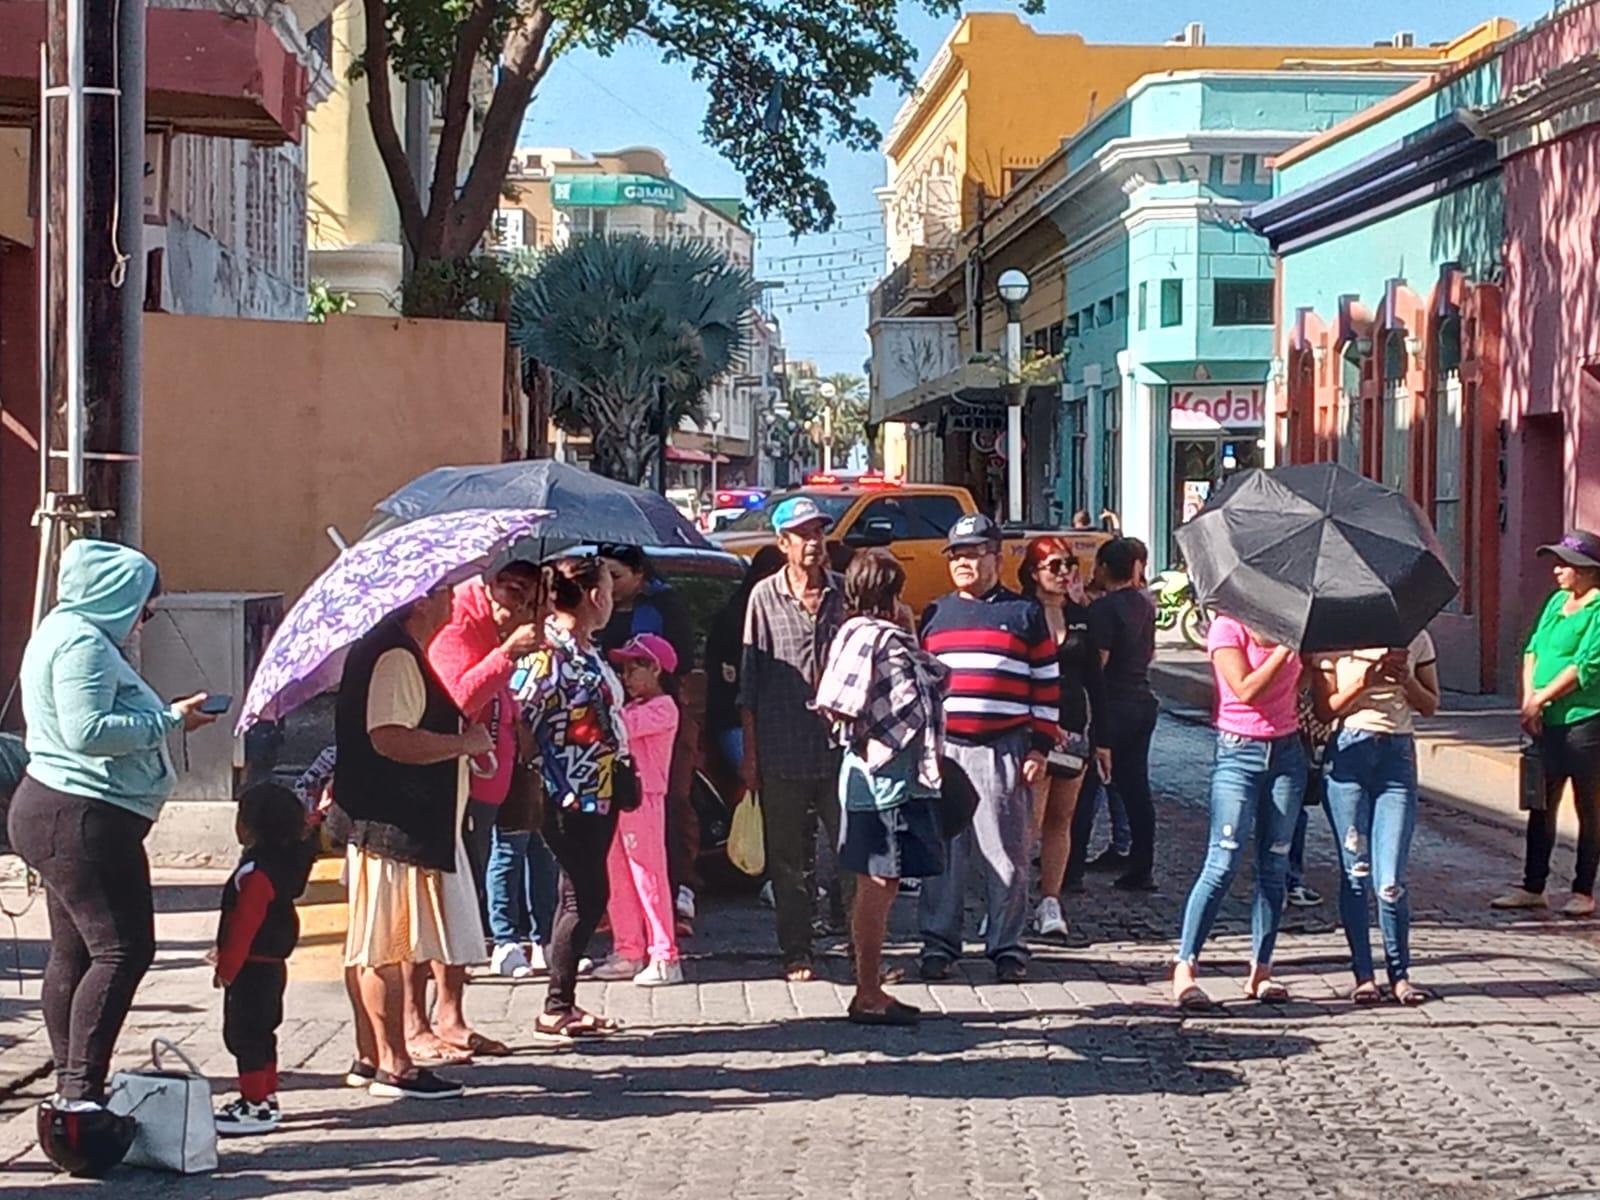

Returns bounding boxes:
[215,1096,280,1136]
[525,942,548,975]
[491,943,532,979]
[1034,897,1068,938]
[592,954,647,981]
[759,881,776,909]
[1562,893,1597,917]
[676,886,697,921]
[634,958,685,987]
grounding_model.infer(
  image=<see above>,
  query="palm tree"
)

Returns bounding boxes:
[510,235,762,483]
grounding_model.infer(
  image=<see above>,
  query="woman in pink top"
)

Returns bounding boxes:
[1173,614,1307,1010]
[593,634,684,987]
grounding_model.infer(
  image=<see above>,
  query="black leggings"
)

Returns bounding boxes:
[1524,714,1600,895]
[7,779,155,1103]
[541,803,619,1016]
[1098,703,1160,881]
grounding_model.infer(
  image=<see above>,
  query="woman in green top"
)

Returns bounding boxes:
[1493,530,1600,916]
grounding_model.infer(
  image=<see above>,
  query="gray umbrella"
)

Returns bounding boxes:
[369,460,714,551]
[1174,462,1459,653]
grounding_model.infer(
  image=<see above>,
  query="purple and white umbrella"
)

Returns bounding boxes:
[238,507,550,732]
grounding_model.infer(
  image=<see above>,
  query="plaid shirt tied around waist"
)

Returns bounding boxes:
[813,616,949,792]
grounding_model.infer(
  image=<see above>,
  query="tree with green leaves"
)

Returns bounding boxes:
[822,372,871,461]
[356,0,1043,271]
[510,235,761,483]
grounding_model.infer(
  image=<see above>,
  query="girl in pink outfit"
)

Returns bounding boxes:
[596,634,684,986]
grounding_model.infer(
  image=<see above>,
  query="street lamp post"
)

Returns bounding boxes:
[708,410,723,501]
[816,380,837,473]
[997,268,1031,524]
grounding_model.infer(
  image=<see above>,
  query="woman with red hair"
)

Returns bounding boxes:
[1018,537,1109,939]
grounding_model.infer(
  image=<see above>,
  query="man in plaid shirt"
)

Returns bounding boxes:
[740,497,850,980]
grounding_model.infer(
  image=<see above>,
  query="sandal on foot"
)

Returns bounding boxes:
[1392,981,1435,1006]
[441,1032,511,1058]
[1246,979,1289,1003]
[784,961,816,983]
[407,1040,472,1065]
[1350,982,1383,1006]
[1175,985,1216,1013]
[533,1011,618,1043]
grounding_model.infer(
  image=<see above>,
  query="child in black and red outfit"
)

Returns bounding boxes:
[213,783,315,1136]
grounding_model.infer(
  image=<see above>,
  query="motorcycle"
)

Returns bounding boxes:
[1152,568,1209,649]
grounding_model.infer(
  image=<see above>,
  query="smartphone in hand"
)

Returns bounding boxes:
[198,693,233,716]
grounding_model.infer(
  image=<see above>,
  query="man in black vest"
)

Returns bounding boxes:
[333,585,491,1100]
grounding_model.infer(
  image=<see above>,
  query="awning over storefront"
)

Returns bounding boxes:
[551,174,687,212]
[874,357,1062,425]
[665,446,729,465]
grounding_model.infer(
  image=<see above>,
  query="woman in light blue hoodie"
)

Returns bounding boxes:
[9,540,214,1113]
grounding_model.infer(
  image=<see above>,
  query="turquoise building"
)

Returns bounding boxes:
[1052,71,1427,564]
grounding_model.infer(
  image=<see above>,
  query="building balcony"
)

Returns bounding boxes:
[869,244,956,322]
[0,0,317,143]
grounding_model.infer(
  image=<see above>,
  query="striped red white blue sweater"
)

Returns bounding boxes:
[919,586,1061,752]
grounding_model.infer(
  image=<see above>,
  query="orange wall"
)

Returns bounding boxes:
[142,312,505,604]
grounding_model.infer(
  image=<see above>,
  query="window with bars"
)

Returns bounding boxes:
[1381,333,1412,497]
[1337,345,1363,472]
[1433,316,1465,612]
[1100,388,1121,516]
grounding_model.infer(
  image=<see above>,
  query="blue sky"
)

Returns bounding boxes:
[519,1,1556,376]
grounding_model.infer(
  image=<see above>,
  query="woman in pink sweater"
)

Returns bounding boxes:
[595,634,684,986]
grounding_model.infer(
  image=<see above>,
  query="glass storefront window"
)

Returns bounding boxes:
[1100,388,1121,517]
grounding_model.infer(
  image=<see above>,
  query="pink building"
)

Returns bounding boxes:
[1492,1,1600,678]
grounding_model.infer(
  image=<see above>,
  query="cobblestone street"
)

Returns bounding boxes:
[6,714,1600,1198]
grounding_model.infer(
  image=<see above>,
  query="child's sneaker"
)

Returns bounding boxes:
[592,954,647,981]
[676,886,697,921]
[491,943,532,979]
[633,958,685,987]
[215,1096,280,1136]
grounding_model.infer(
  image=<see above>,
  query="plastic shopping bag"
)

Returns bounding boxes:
[727,791,766,877]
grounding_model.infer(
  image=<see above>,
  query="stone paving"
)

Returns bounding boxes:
[4,715,1600,1197]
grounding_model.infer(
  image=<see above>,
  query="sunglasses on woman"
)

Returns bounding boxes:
[1040,558,1076,575]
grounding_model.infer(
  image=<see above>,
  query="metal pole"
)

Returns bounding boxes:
[1005,309,1023,524]
[64,0,85,496]
[36,45,49,516]
[116,0,145,547]
[655,379,668,494]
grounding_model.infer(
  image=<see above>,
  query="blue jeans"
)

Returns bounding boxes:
[487,826,559,947]
[1178,732,1308,967]
[1323,730,1418,985]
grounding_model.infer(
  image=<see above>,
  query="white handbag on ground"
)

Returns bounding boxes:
[107,1038,218,1174]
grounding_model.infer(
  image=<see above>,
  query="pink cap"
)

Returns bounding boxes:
[608,632,679,675]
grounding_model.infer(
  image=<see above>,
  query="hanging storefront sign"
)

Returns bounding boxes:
[550,174,687,212]
[948,408,1007,435]
[1169,385,1266,431]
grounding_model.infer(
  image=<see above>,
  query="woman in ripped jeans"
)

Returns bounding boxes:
[1315,635,1441,1004]
[1173,614,1305,1010]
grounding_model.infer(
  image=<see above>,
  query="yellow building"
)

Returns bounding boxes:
[305,1,489,313]
[872,12,1515,481]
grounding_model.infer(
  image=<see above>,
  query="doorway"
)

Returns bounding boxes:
[1169,432,1264,563]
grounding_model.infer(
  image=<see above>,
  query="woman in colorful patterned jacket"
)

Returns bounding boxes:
[514,555,629,1041]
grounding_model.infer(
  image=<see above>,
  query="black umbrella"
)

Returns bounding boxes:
[1173,462,1458,653]
[370,460,714,551]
